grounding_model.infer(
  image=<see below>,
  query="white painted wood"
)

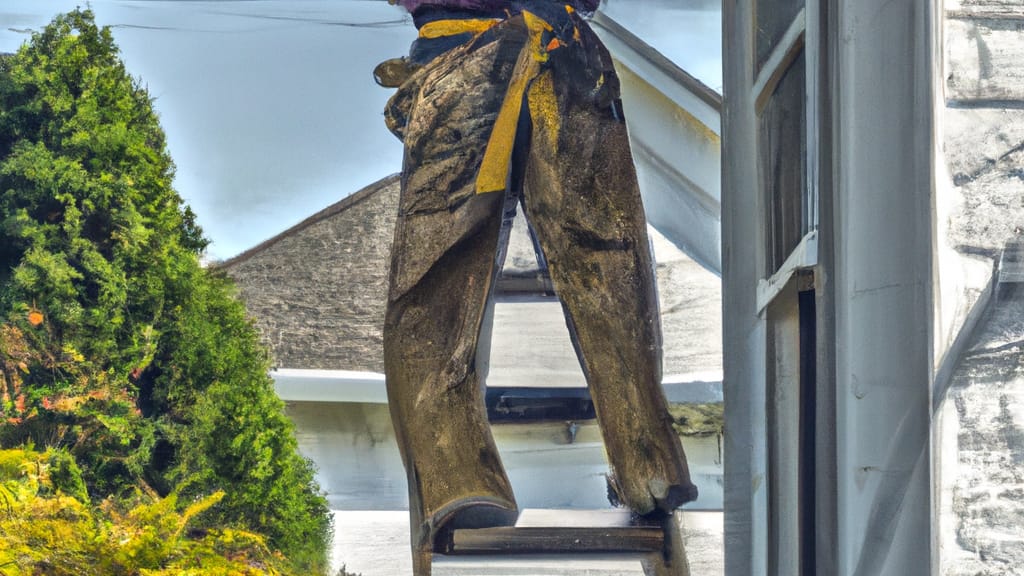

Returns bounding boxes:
[591,13,721,135]
[752,9,807,109]
[272,369,722,404]
[590,12,723,273]
[765,281,803,575]
[756,230,819,313]
[285,402,724,512]
[332,510,723,576]
[721,0,771,572]
[833,1,938,573]
[273,368,387,403]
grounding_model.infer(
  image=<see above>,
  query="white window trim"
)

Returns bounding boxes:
[753,7,807,112]
[756,229,818,313]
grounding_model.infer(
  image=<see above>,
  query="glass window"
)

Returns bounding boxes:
[600,0,723,92]
[754,0,803,73]
[759,53,807,272]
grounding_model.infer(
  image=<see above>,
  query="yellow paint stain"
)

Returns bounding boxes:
[418,18,500,39]
[527,70,560,150]
[617,62,721,144]
[522,10,553,63]
[474,10,570,194]
[477,55,540,194]
[674,104,720,144]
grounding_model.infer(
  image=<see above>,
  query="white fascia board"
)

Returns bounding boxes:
[271,368,388,404]
[663,372,724,404]
[590,12,721,136]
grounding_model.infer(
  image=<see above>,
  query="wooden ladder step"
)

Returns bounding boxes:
[451,525,665,554]
[446,509,666,555]
[436,509,689,576]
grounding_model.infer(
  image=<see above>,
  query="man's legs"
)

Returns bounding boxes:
[519,15,697,516]
[383,25,528,575]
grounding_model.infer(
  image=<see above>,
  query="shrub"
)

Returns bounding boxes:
[0,448,303,575]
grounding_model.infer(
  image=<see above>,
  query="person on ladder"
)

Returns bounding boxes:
[376,1,698,573]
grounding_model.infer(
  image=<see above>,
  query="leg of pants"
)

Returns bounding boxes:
[519,13,697,515]
[382,23,528,575]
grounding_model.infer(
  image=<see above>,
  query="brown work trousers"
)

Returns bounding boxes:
[382,11,696,572]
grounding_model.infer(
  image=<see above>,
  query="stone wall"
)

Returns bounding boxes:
[945,0,1024,253]
[941,1,1024,573]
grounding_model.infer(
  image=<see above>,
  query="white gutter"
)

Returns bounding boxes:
[663,372,724,404]
[272,368,388,404]
[272,368,721,405]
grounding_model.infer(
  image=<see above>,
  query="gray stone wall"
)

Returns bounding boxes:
[942,2,1024,574]
[945,0,1024,253]
[220,175,400,373]
[944,294,1024,576]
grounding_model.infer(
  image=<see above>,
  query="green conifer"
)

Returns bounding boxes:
[0,10,330,572]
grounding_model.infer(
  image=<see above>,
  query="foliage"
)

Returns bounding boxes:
[141,266,332,571]
[668,402,724,437]
[0,323,153,496]
[0,10,330,572]
[0,447,304,576]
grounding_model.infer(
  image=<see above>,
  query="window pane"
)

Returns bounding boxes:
[759,52,807,272]
[600,0,723,92]
[755,0,803,72]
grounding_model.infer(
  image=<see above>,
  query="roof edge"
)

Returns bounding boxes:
[216,173,401,269]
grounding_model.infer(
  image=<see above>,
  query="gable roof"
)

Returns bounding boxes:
[220,175,401,373]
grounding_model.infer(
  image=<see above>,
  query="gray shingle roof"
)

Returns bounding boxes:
[220,175,400,372]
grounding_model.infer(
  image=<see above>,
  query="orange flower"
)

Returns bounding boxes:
[28,309,44,326]
[14,394,26,413]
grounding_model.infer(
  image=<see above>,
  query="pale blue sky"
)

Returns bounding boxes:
[1,0,720,260]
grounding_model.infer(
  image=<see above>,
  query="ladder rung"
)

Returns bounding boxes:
[450,525,665,554]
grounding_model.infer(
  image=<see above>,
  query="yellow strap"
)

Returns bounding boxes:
[418,18,500,39]
[476,56,539,194]
[475,10,559,194]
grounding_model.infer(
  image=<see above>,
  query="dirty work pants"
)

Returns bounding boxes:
[382,10,696,571]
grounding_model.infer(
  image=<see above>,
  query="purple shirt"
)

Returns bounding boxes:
[394,0,599,14]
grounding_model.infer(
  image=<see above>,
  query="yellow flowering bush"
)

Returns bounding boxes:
[0,448,300,576]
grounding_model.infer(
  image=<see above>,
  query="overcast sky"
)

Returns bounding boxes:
[1,0,721,260]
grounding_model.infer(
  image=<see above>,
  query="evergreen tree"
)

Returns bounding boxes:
[0,10,330,572]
